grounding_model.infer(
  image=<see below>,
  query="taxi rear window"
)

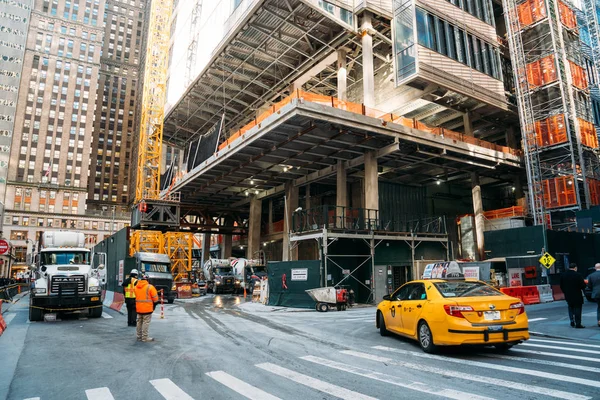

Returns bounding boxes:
[434,281,502,298]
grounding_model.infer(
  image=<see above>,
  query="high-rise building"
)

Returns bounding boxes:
[1,0,143,278]
[87,0,146,213]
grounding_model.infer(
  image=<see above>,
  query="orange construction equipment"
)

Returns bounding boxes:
[543,176,577,209]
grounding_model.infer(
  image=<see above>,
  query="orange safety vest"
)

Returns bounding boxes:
[135,279,158,314]
[124,277,137,298]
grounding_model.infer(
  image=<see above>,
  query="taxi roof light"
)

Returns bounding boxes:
[443,304,473,318]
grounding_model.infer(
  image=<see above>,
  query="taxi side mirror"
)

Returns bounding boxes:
[382,295,391,301]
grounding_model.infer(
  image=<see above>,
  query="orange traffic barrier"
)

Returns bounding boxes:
[0,300,6,337]
[551,285,565,301]
[500,286,524,302]
[521,286,541,305]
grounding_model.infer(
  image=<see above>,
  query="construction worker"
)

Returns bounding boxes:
[135,274,158,342]
[122,269,139,327]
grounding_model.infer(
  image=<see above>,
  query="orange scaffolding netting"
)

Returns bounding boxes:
[578,118,598,148]
[526,55,557,88]
[569,61,588,90]
[543,176,577,209]
[517,0,547,27]
[217,89,519,156]
[588,179,600,206]
[558,1,578,31]
[534,114,567,147]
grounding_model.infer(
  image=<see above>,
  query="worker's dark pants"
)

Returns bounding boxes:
[567,302,582,326]
[125,298,137,326]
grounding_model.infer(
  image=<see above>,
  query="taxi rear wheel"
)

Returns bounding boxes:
[418,321,437,353]
[378,312,389,336]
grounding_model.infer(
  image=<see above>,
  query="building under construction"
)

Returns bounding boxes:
[156,0,599,301]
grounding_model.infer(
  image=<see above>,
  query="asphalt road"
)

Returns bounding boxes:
[1,294,599,400]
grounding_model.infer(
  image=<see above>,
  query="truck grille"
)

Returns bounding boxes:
[51,275,85,294]
[223,277,234,285]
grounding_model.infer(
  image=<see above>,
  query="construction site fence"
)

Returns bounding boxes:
[217,89,519,157]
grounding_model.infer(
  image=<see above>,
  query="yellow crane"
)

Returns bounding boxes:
[130,0,191,282]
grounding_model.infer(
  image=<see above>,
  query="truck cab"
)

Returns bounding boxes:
[29,231,105,321]
[133,252,176,303]
[203,259,236,294]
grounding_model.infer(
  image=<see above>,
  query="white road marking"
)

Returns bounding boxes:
[100,313,113,319]
[206,371,281,400]
[23,397,40,400]
[343,350,589,400]
[521,342,600,354]
[85,387,115,400]
[527,317,547,322]
[480,352,600,374]
[150,378,194,400]
[372,345,599,388]
[528,337,600,349]
[4,313,16,325]
[301,356,495,400]
[256,362,377,400]
[511,348,600,363]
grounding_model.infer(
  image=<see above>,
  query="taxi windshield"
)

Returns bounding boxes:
[434,281,501,298]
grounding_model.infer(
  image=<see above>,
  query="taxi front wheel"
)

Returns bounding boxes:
[418,321,437,353]
[378,312,389,336]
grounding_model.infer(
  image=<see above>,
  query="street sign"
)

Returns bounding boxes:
[539,252,556,269]
[0,239,8,255]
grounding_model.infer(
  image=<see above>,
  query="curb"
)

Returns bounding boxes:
[529,330,575,341]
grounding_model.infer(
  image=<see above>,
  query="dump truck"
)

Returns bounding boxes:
[203,259,236,294]
[92,228,176,304]
[232,258,267,294]
[29,231,106,321]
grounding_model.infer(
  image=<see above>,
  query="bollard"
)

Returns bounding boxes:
[160,289,164,319]
[18,285,21,294]
[244,286,247,299]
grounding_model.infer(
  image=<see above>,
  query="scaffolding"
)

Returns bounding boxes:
[579,0,600,131]
[185,0,203,87]
[504,0,600,229]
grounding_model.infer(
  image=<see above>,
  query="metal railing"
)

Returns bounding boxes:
[292,206,447,235]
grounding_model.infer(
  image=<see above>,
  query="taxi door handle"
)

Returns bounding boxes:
[416,305,422,308]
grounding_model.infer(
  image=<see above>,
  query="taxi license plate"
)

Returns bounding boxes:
[484,311,501,320]
[488,325,503,331]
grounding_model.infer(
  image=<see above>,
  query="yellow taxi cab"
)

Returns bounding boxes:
[376,279,529,353]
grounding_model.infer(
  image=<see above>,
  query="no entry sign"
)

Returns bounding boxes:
[0,239,9,255]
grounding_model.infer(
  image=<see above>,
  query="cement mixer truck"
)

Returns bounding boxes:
[202,259,236,294]
[29,230,106,321]
[232,258,267,294]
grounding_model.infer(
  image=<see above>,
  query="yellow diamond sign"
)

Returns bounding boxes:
[539,252,556,269]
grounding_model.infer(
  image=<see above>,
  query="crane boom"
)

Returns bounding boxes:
[135,0,173,203]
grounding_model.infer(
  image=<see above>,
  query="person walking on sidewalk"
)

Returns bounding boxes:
[586,263,600,327]
[135,274,158,342]
[560,263,586,328]
[122,269,139,327]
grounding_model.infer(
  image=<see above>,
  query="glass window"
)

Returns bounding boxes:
[394,0,417,82]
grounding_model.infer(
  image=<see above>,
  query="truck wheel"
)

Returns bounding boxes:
[214,286,220,295]
[29,306,43,322]
[89,306,103,318]
[318,303,328,312]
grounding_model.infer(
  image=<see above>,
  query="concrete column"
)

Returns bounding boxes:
[247,196,262,259]
[505,125,518,149]
[201,233,211,263]
[361,12,375,108]
[337,49,347,101]
[364,151,379,226]
[282,182,299,261]
[471,173,485,261]
[268,199,273,234]
[463,112,474,137]
[336,160,347,228]
[221,217,233,259]
[305,184,311,210]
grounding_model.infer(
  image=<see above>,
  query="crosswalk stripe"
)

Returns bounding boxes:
[511,348,600,363]
[529,338,600,349]
[100,313,113,319]
[342,350,589,400]
[150,378,194,400]
[256,362,377,400]
[372,345,598,389]
[521,342,600,354]
[527,318,547,322]
[206,371,281,400]
[23,397,40,400]
[480,352,600,374]
[301,356,495,400]
[85,387,114,400]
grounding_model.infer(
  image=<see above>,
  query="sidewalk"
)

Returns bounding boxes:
[526,300,600,341]
[1,292,28,314]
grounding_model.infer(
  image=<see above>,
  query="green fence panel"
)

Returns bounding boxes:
[267,260,320,308]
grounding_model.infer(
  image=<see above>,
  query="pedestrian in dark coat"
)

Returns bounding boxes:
[586,263,600,327]
[560,263,586,328]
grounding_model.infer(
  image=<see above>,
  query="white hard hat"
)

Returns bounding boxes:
[130,269,139,276]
